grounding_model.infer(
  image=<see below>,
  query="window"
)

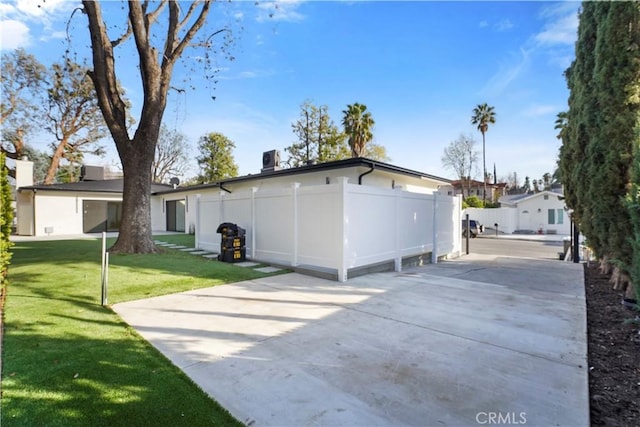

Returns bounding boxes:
[548,209,555,224]
[544,195,549,200]
[556,209,563,224]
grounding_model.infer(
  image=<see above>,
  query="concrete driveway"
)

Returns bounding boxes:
[113,253,588,427]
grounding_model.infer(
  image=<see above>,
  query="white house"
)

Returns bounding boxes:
[463,190,570,235]
[16,178,173,236]
[15,156,462,281]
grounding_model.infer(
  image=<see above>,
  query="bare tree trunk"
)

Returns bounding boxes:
[110,129,158,254]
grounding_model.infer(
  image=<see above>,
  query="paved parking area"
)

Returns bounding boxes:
[113,251,588,426]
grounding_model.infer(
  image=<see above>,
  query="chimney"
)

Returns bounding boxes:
[15,158,34,188]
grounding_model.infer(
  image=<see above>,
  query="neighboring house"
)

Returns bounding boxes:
[16,178,173,236]
[15,156,462,281]
[448,178,509,202]
[463,190,570,235]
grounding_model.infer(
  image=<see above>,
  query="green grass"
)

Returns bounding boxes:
[1,234,283,426]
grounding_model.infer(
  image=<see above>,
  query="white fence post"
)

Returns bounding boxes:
[337,177,348,282]
[432,193,438,264]
[195,194,201,249]
[251,187,257,259]
[394,186,402,272]
[292,182,300,267]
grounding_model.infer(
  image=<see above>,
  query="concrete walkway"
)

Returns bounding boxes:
[113,254,588,427]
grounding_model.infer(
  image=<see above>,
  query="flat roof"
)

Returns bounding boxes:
[154,157,452,195]
[16,158,452,196]
[18,179,173,194]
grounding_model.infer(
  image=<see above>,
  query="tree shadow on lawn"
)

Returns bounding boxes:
[1,331,239,427]
[11,240,272,283]
[7,271,100,309]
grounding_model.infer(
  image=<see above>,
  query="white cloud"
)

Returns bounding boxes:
[256,1,305,23]
[478,20,488,28]
[15,0,69,18]
[0,0,75,50]
[495,18,514,32]
[534,4,579,46]
[0,19,30,50]
[523,104,561,117]
[480,48,530,97]
[0,2,16,15]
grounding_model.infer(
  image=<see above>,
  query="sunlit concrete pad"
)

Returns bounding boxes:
[172,245,187,249]
[189,251,210,255]
[234,262,260,268]
[253,266,282,273]
[202,254,219,259]
[179,247,198,252]
[113,258,588,427]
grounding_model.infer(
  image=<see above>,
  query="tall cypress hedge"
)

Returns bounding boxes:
[561,2,640,297]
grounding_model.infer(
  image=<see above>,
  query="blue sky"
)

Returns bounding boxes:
[0,0,580,184]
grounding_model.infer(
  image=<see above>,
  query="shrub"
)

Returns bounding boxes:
[464,195,484,208]
[1,153,14,284]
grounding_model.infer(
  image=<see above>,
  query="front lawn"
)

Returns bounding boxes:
[1,234,280,426]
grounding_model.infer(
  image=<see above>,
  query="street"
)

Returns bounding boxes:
[465,235,565,260]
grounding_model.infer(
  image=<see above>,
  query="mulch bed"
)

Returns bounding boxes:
[585,264,640,426]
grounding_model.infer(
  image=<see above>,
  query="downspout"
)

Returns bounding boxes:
[358,163,375,185]
[219,183,232,194]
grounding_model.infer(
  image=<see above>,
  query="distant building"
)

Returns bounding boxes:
[447,178,509,202]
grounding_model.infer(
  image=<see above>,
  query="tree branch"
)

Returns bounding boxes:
[82,1,130,150]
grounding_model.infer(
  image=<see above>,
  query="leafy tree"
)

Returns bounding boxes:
[22,146,50,184]
[0,49,47,178]
[43,59,107,184]
[81,1,225,253]
[542,173,552,191]
[342,103,375,157]
[196,132,239,183]
[441,133,479,199]
[522,176,531,193]
[532,179,540,193]
[153,125,189,183]
[471,103,496,205]
[363,143,391,162]
[285,101,349,167]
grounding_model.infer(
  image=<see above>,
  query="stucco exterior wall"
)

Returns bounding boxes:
[516,193,570,234]
[18,190,122,236]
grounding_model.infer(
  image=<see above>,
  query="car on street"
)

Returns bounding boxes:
[462,219,482,238]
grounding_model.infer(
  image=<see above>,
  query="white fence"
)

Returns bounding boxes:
[196,177,462,281]
[463,207,518,234]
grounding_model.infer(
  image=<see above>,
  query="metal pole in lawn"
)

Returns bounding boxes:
[101,232,107,306]
[103,252,109,305]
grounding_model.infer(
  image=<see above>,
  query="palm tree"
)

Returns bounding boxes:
[342,103,375,157]
[471,103,496,205]
[554,111,568,141]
